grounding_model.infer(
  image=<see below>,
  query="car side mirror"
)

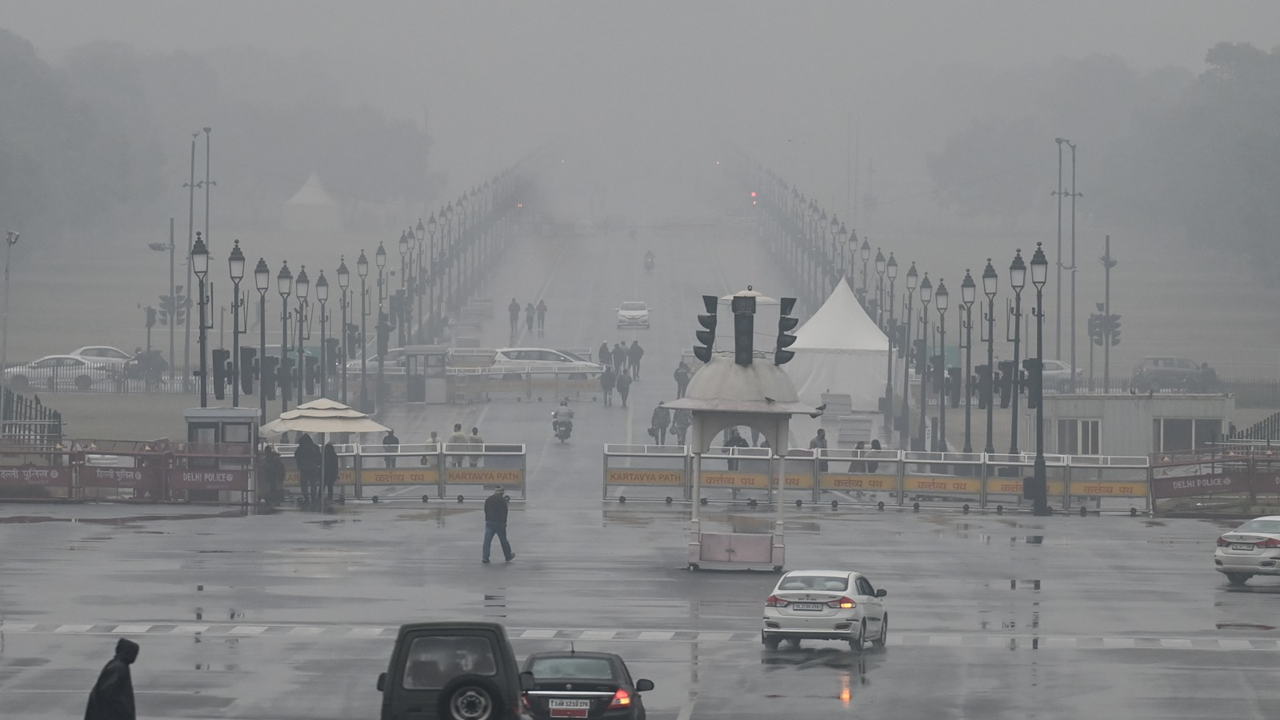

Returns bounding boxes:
[377,672,386,692]
[636,679,655,692]
[876,589,887,598]
[519,671,535,691]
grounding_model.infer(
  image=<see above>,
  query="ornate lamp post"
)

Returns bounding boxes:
[415,218,426,342]
[899,262,918,449]
[874,248,886,330]
[859,238,871,306]
[1030,243,1050,515]
[426,214,437,342]
[836,223,849,279]
[960,271,976,454]
[316,270,329,398]
[277,261,293,415]
[1008,249,1027,454]
[883,253,898,418]
[375,242,387,407]
[254,258,269,421]
[982,259,999,454]
[916,274,932,450]
[227,240,245,407]
[397,230,409,348]
[294,266,309,402]
[357,250,370,412]
[337,257,350,404]
[934,279,950,452]
[444,203,455,313]
[191,233,210,408]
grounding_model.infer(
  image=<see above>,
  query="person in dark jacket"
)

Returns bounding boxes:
[508,299,520,333]
[809,429,829,472]
[482,486,514,563]
[598,341,612,367]
[650,402,671,445]
[868,439,881,473]
[616,369,632,408]
[322,442,340,501]
[536,300,548,334]
[85,638,138,720]
[382,429,400,468]
[262,444,286,506]
[525,302,535,332]
[674,360,691,399]
[628,341,645,379]
[294,434,321,504]
[671,408,692,446]
[611,342,627,371]
[724,428,750,470]
[600,364,616,406]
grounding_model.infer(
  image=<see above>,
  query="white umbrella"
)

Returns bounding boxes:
[260,399,390,439]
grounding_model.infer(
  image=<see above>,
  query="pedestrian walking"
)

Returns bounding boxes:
[849,441,867,473]
[598,341,612,367]
[448,423,469,467]
[85,638,139,720]
[482,486,515,564]
[868,439,881,473]
[600,364,616,406]
[468,426,484,467]
[628,341,645,380]
[525,302,535,332]
[322,441,339,501]
[421,431,440,468]
[611,342,627,371]
[294,434,321,503]
[382,429,400,468]
[536,300,547,335]
[508,298,520,333]
[673,360,691,399]
[809,429,829,472]
[261,444,285,506]
[671,408,691,446]
[650,402,670,446]
[616,369,632,408]
[724,428,750,470]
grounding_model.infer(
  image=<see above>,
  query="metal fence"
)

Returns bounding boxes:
[0,386,62,445]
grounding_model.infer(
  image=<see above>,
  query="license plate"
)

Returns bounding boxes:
[549,699,592,718]
[1231,543,1255,551]
[792,602,824,611]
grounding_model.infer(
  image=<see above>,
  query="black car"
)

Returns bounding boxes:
[522,651,653,720]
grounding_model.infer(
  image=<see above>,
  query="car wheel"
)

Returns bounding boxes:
[762,632,780,651]
[850,621,865,653]
[786,637,802,649]
[75,375,93,391]
[872,615,887,648]
[9,375,27,390]
[1226,573,1251,586]
[436,674,508,720]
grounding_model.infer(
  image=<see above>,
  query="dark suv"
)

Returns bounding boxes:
[379,622,533,720]
[1133,356,1216,391]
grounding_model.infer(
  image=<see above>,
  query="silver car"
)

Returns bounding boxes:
[1215,516,1280,585]
[4,355,113,391]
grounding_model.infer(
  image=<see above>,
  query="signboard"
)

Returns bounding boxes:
[700,472,811,489]
[360,468,441,486]
[904,475,983,495]
[1151,472,1249,499]
[444,468,524,486]
[606,469,684,487]
[284,469,357,486]
[80,466,163,492]
[0,465,68,488]
[1068,480,1148,498]
[171,469,250,491]
[820,474,897,491]
[985,478,1067,496]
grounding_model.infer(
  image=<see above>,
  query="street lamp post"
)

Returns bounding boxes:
[426,215,437,342]
[398,230,409,348]
[982,260,998,454]
[835,224,848,280]
[415,218,425,342]
[0,231,19,375]
[294,266,309,403]
[960,271,976,454]
[859,238,871,307]
[337,257,350,404]
[935,280,949,452]
[444,203,454,314]
[1030,243,1050,515]
[1008,249,1027,454]
[874,248,886,331]
[254,258,269,421]
[357,250,369,412]
[899,263,918,450]
[191,233,210,408]
[277,262,292,415]
[316,270,329,398]
[916,274,932,451]
[883,253,897,418]
[375,242,387,407]
[228,240,245,407]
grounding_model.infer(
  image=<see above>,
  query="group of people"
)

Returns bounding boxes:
[259,434,339,506]
[597,340,644,407]
[508,298,548,336]
[648,401,692,446]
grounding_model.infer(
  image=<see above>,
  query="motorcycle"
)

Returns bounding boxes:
[644,255,655,272]
[552,413,573,442]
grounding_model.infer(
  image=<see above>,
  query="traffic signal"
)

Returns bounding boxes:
[948,367,962,408]
[1089,313,1105,347]
[240,346,257,395]
[1023,357,1042,410]
[1109,313,1121,346]
[732,297,755,367]
[776,297,798,366]
[750,190,758,206]
[279,357,294,402]
[975,364,991,409]
[261,356,278,400]
[997,360,1014,408]
[157,290,187,327]
[145,306,156,329]
[694,295,717,363]
[211,349,230,400]
[304,356,319,396]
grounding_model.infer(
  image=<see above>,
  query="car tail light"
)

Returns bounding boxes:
[609,689,632,709]
[1257,538,1280,548]
[1217,536,1232,547]
[826,596,856,609]
[765,595,789,607]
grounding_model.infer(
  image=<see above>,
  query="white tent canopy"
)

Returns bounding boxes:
[260,398,389,438]
[784,277,889,413]
[283,172,341,233]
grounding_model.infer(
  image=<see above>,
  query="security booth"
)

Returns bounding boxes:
[180,407,260,503]
[404,345,449,404]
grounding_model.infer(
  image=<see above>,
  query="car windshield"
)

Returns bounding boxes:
[1235,520,1280,534]
[621,302,646,311]
[529,657,615,681]
[776,575,848,592]
[402,636,497,690]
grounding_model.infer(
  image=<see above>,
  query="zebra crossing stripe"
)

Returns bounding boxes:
[112,625,153,634]
[520,630,559,639]
[228,626,268,636]
[169,625,209,635]
[288,627,325,636]
[54,624,94,633]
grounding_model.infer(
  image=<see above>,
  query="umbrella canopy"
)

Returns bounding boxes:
[260,399,390,439]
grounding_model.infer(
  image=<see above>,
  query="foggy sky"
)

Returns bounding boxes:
[7,0,1279,202]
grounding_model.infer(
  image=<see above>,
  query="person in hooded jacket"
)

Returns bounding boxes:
[600,364,616,406]
[627,340,645,379]
[611,342,627,371]
[536,300,548,334]
[673,360,691,399]
[294,434,322,504]
[85,638,138,720]
[616,368,632,408]
[322,442,340,501]
[598,341,612,368]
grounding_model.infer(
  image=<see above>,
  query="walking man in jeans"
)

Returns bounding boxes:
[482,486,515,564]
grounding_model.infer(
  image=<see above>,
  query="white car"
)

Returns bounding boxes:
[761,570,887,651]
[1041,359,1083,390]
[69,346,134,367]
[1215,516,1280,585]
[492,348,602,372]
[5,355,113,391]
[616,301,650,329]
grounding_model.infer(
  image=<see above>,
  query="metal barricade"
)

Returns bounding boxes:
[78,440,168,501]
[168,442,255,505]
[817,448,904,505]
[357,443,439,499]
[1064,454,1150,511]
[279,443,360,500]
[0,442,74,500]
[984,452,1069,510]
[899,451,986,506]
[441,443,526,500]
[602,443,689,501]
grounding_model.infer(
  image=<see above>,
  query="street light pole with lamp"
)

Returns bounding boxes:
[357,250,369,412]
[426,214,437,342]
[859,238,871,307]
[277,262,292,415]
[316,270,328,398]
[883,253,897,418]
[916,274,932,451]
[899,262,918,449]
[835,223,848,280]
[1029,243,1050,516]
[375,242,387,407]
[398,230,409,348]
[934,279,950,452]
[1008,249,1027,454]
[959,270,977,454]
[337,257,350,404]
[254,258,269,421]
[415,218,425,342]
[874,248,886,331]
[0,231,19,375]
[191,233,211,408]
[227,240,245,407]
[982,259,998,454]
[294,266,309,403]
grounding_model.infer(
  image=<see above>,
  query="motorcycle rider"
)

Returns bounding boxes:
[644,249,655,270]
[552,399,575,437]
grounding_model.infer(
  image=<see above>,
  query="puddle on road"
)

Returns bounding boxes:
[1217,623,1275,631]
[0,510,248,525]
